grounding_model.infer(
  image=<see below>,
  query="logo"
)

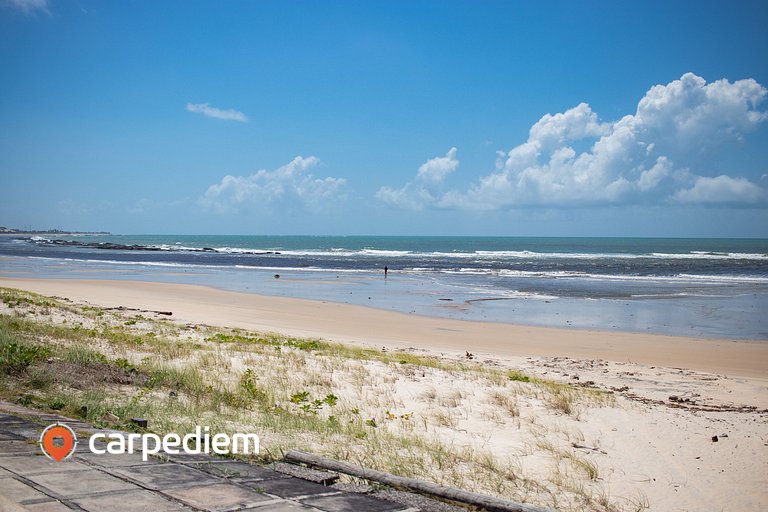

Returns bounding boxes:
[37,422,259,462]
[89,426,260,461]
[40,423,77,462]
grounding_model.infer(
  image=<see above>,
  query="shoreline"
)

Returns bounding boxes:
[1,276,766,378]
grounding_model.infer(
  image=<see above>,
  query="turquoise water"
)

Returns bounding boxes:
[32,234,768,258]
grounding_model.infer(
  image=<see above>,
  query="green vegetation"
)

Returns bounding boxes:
[0,326,49,375]
[508,370,531,382]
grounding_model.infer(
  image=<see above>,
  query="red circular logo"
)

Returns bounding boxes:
[40,423,77,462]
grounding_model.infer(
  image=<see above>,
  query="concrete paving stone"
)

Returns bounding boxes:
[161,482,274,511]
[190,461,283,481]
[110,463,222,490]
[71,489,194,512]
[0,455,88,477]
[272,462,339,485]
[157,452,220,463]
[0,432,25,441]
[19,500,75,512]
[34,415,73,424]
[0,406,32,416]
[25,469,136,498]
[0,456,91,475]
[17,415,90,433]
[74,450,163,468]
[243,477,336,499]
[6,429,42,440]
[0,440,39,455]
[0,476,54,502]
[0,417,39,428]
[0,420,40,430]
[0,467,13,477]
[300,494,411,512]
[243,502,320,511]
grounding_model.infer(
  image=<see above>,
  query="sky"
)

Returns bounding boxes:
[1,0,767,237]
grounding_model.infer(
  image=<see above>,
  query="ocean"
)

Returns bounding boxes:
[1,235,766,340]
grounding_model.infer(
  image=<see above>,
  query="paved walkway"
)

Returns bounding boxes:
[0,402,414,512]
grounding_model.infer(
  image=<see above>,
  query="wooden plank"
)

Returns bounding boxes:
[284,450,553,512]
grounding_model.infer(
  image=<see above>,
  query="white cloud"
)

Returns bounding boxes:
[4,0,48,14]
[381,73,767,210]
[201,156,346,213]
[186,102,248,122]
[416,147,459,183]
[673,175,765,204]
[527,102,611,151]
[376,148,458,209]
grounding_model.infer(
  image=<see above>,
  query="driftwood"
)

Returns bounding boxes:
[571,443,607,454]
[284,450,553,512]
[102,306,172,316]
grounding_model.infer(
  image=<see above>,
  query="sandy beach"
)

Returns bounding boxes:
[1,277,767,511]
[1,277,765,378]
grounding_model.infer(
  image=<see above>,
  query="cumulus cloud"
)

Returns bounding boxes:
[201,156,346,213]
[186,102,248,122]
[673,175,765,204]
[3,0,48,14]
[376,147,458,209]
[381,73,767,210]
[416,147,460,183]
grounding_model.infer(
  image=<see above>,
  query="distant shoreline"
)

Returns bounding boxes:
[0,231,111,236]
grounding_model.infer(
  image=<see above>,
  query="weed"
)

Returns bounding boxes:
[63,344,109,365]
[238,369,268,406]
[488,390,520,417]
[508,371,531,382]
[290,391,310,404]
[0,327,49,375]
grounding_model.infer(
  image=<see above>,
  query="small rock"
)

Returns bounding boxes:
[711,435,719,442]
[131,418,148,429]
[102,412,119,423]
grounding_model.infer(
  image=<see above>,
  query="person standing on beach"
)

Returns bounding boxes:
[384,265,388,278]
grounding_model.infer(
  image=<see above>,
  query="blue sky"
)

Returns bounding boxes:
[1,0,767,236]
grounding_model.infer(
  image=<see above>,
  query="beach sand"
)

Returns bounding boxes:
[1,277,765,378]
[1,277,767,511]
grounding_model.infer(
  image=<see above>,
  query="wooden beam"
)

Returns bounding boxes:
[284,450,553,512]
